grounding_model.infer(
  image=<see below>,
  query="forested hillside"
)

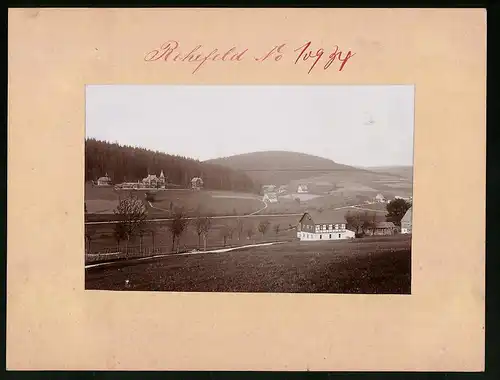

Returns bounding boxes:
[85,139,259,193]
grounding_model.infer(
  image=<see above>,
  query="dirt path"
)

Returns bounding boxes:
[85,241,286,270]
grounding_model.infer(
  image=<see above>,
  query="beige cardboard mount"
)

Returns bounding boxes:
[7,8,486,371]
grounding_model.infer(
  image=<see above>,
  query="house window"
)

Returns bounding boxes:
[329,234,332,239]
[338,234,341,238]
[320,235,322,239]
[328,224,333,230]
[335,224,339,229]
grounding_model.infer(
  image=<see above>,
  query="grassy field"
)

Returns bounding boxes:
[85,183,267,218]
[86,214,301,254]
[85,235,411,294]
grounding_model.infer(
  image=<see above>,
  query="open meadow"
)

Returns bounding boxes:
[85,183,269,219]
[85,235,412,294]
[85,214,301,256]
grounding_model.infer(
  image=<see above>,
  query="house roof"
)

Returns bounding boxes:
[376,221,396,228]
[98,176,110,181]
[301,210,348,224]
[401,207,412,223]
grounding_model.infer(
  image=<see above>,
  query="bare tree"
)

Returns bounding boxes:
[274,224,280,236]
[195,215,212,251]
[168,208,190,253]
[113,195,147,254]
[258,220,270,238]
[227,225,235,241]
[137,225,147,253]
[246,226,255,242]
[113,223,126,251]
[236,218,244,241]
[220,225,230,247]
[148,225,157,252]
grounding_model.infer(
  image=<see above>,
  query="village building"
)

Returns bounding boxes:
[191,177,204,190]
[297,184,309,193]
[263,192,278,203]
[96,173,112,186]
[375,193,386,203]
[297,210,355,241]
[365,221,397,236]
[277,185,288,194]
[401,207,412,234]
[142,170,166,188]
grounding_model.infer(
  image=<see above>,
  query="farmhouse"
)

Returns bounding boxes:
[375,193,386,203]
[96,173,112,186]
[401,207,412,234]
[297,184,309,193]
[278,185,287,194]
[365,221,397,236]
[297,210,355,241]
[263,192,278,203]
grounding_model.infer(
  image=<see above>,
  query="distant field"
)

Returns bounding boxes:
[86,199,119,214]
[282,193,323,201]
[85,183,266,218]
[350,203,388,212]
[151,190,265,216]
[85,235,411,294]
[85,183,120,200]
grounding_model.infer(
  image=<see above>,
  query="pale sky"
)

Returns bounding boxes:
[86,85,414,167]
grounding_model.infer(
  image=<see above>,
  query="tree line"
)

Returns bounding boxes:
[85,138,259,192]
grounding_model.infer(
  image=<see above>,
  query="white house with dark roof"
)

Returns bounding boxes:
[401,206,412,234]
[96,173,112,186]
[297,184,309,193]
[297,210,355,241]
[263,192,278,203]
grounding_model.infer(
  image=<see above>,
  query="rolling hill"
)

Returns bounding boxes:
[363,166,414,180]
[205,151,413,199]
[205,151,367,186]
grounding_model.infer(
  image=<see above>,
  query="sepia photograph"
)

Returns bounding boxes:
[85,85,414,294]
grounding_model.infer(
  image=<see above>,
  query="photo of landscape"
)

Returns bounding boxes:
[85,85,414,294]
